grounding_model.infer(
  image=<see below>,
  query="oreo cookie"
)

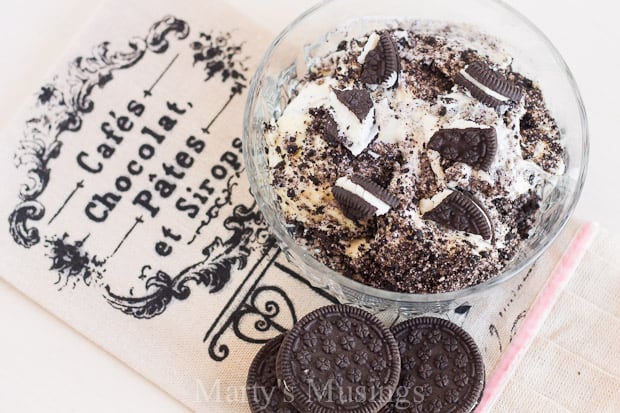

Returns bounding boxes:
[333,175,399,221]
[332,186,378,221]
[428,127,497,171]
[247,334,299,413]
[276,305,401,413]
[329,88,377,156]
[455,61,523,109]
[423,191,494,240]
[380,317,485,413]
[361,32,400,89]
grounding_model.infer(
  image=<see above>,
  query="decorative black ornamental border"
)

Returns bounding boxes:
[8,16,189,248]
[105,200,273,319]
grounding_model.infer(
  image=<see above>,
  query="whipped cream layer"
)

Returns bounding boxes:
[266,21,564,293]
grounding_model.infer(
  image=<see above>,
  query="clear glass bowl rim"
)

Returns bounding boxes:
[242,0,589,305]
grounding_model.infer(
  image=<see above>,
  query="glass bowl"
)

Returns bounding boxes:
[242,0,588,314]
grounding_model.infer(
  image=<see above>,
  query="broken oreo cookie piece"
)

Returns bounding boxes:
[360,32,400,89]
[334,88,374,123]
[350,175,400,209]
[330,88,377,156]
[428,127,497,171]
[333,175,399,221]
[455,61,523,109]
[423,190,494,240]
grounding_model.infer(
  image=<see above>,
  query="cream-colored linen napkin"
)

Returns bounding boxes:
[0,1,606,411]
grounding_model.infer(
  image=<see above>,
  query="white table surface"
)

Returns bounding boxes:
[0,0,617,411]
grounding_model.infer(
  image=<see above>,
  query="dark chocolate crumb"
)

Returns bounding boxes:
[286,143,298,154]
[520,112,536,129]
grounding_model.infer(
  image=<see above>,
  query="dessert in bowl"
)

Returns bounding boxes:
[243,0,587,312]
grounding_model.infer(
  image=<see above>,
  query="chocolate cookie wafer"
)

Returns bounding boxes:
[310,107,342,146]
[276,305,401,413]
[334,88,374,123]
[247,334,299,413]
[360,32,400,89]
[380,317,485,413]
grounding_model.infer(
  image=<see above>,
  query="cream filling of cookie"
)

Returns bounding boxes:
[381,71,399,89]
[334,176,392,216]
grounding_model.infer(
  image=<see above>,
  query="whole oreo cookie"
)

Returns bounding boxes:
[247,334,300,413]
[380,317,485,413]
[276,305,401,413]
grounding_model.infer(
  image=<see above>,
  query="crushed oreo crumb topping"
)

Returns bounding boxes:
[266,23,562,294]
